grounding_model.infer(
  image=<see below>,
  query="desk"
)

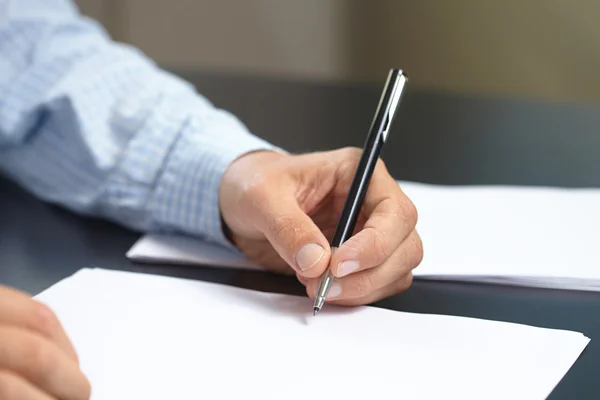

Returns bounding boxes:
[1,71,600,399]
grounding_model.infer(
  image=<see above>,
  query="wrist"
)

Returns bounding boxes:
[219,212,236,245]
[218,149,288,240]
[150,116,282,247]
[223,150,287,177]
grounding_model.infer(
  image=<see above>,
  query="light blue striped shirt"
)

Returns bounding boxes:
[0,0,277,246]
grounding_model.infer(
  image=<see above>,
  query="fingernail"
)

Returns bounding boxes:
[326,282,342,299]
[337,260,360,277]
[295,243,325,272]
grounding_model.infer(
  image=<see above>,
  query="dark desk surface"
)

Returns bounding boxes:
[2,70,600,399]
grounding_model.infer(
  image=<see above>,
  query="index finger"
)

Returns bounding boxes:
[0,285,79,362]
[331,162,418,277]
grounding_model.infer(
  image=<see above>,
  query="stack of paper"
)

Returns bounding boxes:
[127,181,600,291]
[127,233,258,270]
[36,268,589,399]
[402,181,600,290]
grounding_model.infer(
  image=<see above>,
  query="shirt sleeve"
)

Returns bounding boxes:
[0,0,281,246]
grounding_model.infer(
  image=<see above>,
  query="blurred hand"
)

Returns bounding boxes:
[219,148,423,306]
[0,285,91,400]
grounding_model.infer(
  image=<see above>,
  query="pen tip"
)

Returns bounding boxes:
[313,307,319,316]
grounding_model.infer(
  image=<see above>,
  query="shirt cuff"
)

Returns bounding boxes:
[149,108,284,248]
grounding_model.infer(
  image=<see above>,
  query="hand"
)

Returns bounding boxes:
[0,285,91,400]
[219,147,423,306]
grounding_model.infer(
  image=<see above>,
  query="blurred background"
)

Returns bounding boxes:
[75,0,600,104]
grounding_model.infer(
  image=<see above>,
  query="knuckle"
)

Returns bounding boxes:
[0,372,19,400]
[375,157,388,172]
[402,199,418,228]
[371,229,389,264]
[24,338,56,383]
[397,272,414,292]
[337,147,363,176]
[342,146,362,160]
[31,302,60,336]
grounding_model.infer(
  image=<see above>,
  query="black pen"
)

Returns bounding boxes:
[313,68,408,315]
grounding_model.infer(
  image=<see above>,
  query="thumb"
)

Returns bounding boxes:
[256,196,331,278]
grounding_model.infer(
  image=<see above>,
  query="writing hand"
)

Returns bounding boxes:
[219,148,423,306]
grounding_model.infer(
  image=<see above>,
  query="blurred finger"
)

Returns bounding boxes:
[332,166,418,278]
[0,286,78,362]
[0,370,53,400]
[0,326,91,400]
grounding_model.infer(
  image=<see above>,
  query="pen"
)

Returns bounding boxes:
[312,68,408,315]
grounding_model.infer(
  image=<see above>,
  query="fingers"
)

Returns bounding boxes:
[0,326,91,400]
[302,230,422,304]
[299,272,414,307]
[331,273,414,307]
[253,193,332,279]
[0,286,78,362]
[0,370,54,400]
[331,161,418,278]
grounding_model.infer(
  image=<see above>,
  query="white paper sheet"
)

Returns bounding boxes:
[35,268,589,400]
[127,181,600,291]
